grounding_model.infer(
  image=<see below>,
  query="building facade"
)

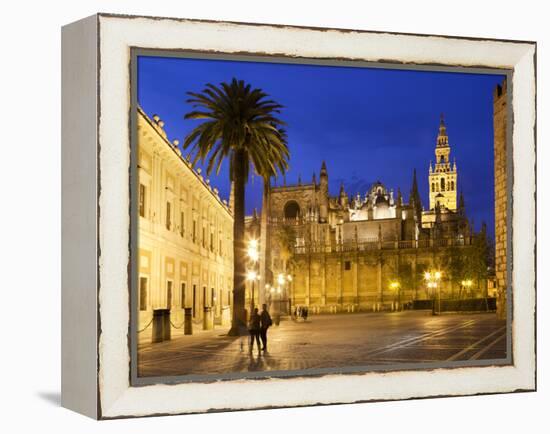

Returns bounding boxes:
[259,117,487,313]
[137,108,234,333]
[493,79,508,319]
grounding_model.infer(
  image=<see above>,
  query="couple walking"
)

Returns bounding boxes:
[248,304,272,352]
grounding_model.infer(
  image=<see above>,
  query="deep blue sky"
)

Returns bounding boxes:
[137,55,504,238]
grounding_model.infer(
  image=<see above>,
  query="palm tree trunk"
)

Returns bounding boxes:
[228,149,247,336]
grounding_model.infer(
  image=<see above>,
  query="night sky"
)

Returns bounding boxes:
[137,55,504,239]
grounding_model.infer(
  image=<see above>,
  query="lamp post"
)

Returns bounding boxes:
[389,281,400,311]
[246,239,260,311]
[461,279,473,298]
[287,274,293,315]
[425,271,442,315]
[246,270,259,311]
[277,273,285,315]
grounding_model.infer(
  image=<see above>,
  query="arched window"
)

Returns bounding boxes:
[440,155,445,164]
[431,183,435,192]
[440,178,445,191]
[284,200,301,220]
[450,180,455,191]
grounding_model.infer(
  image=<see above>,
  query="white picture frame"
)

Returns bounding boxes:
[61,13,536,419]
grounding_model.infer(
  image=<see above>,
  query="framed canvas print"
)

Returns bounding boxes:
[61,13,536,419]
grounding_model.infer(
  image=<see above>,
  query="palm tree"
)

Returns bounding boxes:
[183,78,289,335]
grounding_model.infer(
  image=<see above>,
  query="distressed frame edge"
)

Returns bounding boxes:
[94,14,536,419]
[61,13,101,420]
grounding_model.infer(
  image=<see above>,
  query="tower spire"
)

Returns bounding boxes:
[320,160,327,176]
[437,113,449,147]
[429,115,457,211]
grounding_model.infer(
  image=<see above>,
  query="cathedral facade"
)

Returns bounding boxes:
[258,117,487,313]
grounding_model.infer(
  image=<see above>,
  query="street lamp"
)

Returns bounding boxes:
[286,274,293,314]
[425,270,442,315]
[461,279,473,298]
[246,270,259,310]
[389,281,401,311]
[246,239,260,311]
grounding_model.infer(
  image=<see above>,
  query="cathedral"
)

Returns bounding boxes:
[253,116,485,313]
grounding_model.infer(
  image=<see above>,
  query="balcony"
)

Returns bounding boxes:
[293,236,474,255]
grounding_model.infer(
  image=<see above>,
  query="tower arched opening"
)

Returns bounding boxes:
[284,200,301,220]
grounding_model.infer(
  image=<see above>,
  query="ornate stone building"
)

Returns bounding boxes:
[137,108,234,334]
[259,117,485,313]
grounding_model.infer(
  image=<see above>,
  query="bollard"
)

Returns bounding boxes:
[184,307,193,335]
[203,306,214,330]
[163,309,171,341]
[152,309,164,343]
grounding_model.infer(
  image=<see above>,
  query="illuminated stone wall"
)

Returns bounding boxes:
[493,79,508,319]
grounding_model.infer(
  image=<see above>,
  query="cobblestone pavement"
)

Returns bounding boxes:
[137,311,507,378]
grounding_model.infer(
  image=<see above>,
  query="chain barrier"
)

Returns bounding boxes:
[137,317,153,333]
[170,319,186,329]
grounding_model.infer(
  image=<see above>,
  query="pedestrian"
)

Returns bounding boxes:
[259,303,272,351]
[303,306,308,321]
[297,306,302,320]
[248,307,261,352]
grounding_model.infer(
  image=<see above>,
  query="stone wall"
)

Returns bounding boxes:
[493,79,508,319]
[288,246,481,312]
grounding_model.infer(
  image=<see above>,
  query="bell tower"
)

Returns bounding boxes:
[429,114,457,211]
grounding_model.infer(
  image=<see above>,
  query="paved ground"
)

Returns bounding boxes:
[137,310,507,378]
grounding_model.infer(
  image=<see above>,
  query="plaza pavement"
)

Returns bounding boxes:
[137,310,507,378]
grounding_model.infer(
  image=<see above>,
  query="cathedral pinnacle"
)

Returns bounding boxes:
[320,161,328,177]
[339,182,346,196]
[437,113,449,147]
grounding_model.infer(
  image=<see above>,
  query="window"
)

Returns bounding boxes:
[431,183,435,193]
[166,280,173,309]
[219,238,223,256]
[440,178,445,191]
[450,180,455,191]
[192,285,197,317]
[203,286,207,308]
[180,211,184,236]
[166,202,171,230]
[192,220,197,243]
[139,277,148,311]
[344,261,351,271]
[211,288,215,306]
[210,231,214,251]
[202,227,206,248]
[139,184,146,217]
[180,282,186,309]
[227,291,231,306]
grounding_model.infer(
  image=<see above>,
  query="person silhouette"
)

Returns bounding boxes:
[248,307,261,352]
[259,304,273,351]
